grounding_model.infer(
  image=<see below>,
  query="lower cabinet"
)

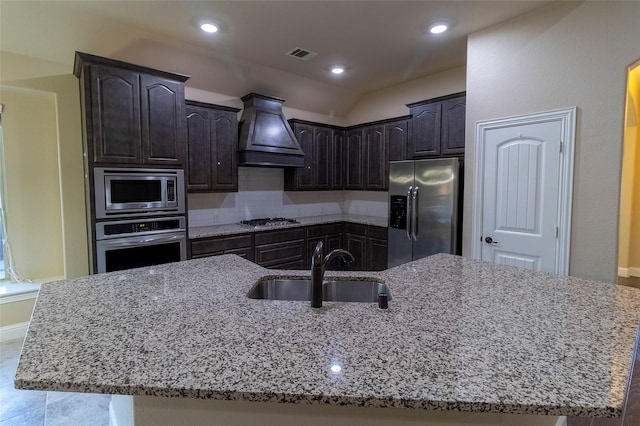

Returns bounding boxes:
[254,228,306,270]
[189,223,388,271]
[344,224,388,271]
[306,223,344,270]
[190,233,254,262]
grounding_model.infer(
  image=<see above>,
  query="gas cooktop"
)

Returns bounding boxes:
[239,217,300,228]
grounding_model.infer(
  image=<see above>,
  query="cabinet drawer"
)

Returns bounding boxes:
[226,247,254,262]
[190,234,253,257]
[306,223,344,238]
[254,239,306,267]
[368,226,388,241]
[254,228,305,245]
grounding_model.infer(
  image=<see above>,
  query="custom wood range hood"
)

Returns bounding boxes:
[237,93,305,168]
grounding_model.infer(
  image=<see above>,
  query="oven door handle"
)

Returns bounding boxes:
[98,234,185,248]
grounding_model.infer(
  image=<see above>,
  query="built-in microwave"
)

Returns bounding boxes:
[93,167,185,219]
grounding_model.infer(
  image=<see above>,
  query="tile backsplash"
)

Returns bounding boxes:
[188,167,388,227]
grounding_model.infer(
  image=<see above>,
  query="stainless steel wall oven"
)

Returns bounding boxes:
[95,216,187,274]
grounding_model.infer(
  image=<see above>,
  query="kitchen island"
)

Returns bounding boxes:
[14,254,640,425]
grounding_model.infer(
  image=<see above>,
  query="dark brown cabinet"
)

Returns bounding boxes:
[344,224,368,270]
[366,226,388,271]
[190,233,254,262]
[440,96,466,156]
[254,228,306,270]
[407,92,465,159]
[189,222,388,272]
[74,52,189,167]
[331,129,345,189]
[345,128,364,190]
[306,223,343,270]
[285,121,337,191]
[344,224,388,271]
[386,119,410,162]
[363,125,386,190]
[185,101,240,192]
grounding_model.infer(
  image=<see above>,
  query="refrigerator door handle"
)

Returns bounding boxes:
[411,186,419,240]
[406,186,413,240]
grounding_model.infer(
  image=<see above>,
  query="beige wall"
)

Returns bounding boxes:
[465,1,640,282]
[1,51,89,280]
[345,66,466,126]
[0,85,64,280]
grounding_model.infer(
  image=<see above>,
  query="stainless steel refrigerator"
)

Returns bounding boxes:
[388,158,463,268]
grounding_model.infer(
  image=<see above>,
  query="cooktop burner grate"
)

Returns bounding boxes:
[239,217,300,227]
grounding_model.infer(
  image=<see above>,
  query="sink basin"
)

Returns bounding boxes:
[247,278,392,303]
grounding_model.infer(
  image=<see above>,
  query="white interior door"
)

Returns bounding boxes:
[473,109,575,274]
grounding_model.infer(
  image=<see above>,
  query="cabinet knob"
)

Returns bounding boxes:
[217,161,221,165]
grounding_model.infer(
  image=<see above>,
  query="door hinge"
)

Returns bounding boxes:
[559,141,563,153]
[555,227,559,238]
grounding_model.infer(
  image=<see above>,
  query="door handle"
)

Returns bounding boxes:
[406,186,413,240]
[484,236,498,244]
[411,186,419,241]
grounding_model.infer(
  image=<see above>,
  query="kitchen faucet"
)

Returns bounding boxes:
[311,241,355,308]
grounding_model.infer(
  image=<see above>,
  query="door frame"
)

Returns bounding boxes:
[471,107,576,275]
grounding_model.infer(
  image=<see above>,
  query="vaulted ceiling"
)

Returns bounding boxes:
[0,1,553,116]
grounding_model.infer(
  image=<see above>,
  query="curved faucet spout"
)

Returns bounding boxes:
[324,249,355,266]
[310,242,355,309]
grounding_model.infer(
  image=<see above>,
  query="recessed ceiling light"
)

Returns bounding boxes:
[200,22,218,33]
[429,22,449,34]
[330,65,346,75]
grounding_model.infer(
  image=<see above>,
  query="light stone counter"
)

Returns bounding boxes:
[188,214,387,239]
[14,254,640,425]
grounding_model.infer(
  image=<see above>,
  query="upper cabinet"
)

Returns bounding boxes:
[362,124,387,191]
[284,120,339,191]
[185,101,240,192]
[74,52,189,167]
[407,92,465,159]
[345,127,365,190]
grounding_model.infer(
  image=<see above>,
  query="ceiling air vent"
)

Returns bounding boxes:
[286,47,317,61]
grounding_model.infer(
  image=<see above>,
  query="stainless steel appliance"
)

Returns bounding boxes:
[95,216,187,273]
[388,158,462,268]
[94,167,185,219]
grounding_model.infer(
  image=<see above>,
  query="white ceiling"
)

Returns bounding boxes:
[0,1,553,116]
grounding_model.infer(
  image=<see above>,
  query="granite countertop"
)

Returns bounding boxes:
[188,214,388,239]
[15,254,640,418]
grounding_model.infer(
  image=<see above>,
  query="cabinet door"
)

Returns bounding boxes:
[314,127,332,190]
[211,110,238,191]
[140,74,185,165]
[363,125,386,191]
[325,233,344,270]
[331,130,345,190]
[186,106,212,191]
[366,226,388,271]
[294,123,315,190]
[440,96,466,156]
[344,233,366,270]
[386,119,409,162]
[345,128,364,190]
[409,102,441,158]
[90,65,142,164]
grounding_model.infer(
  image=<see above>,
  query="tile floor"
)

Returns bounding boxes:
[0,338,110,426]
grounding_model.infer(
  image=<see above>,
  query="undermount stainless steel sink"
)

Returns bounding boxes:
[247,278,391,303]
